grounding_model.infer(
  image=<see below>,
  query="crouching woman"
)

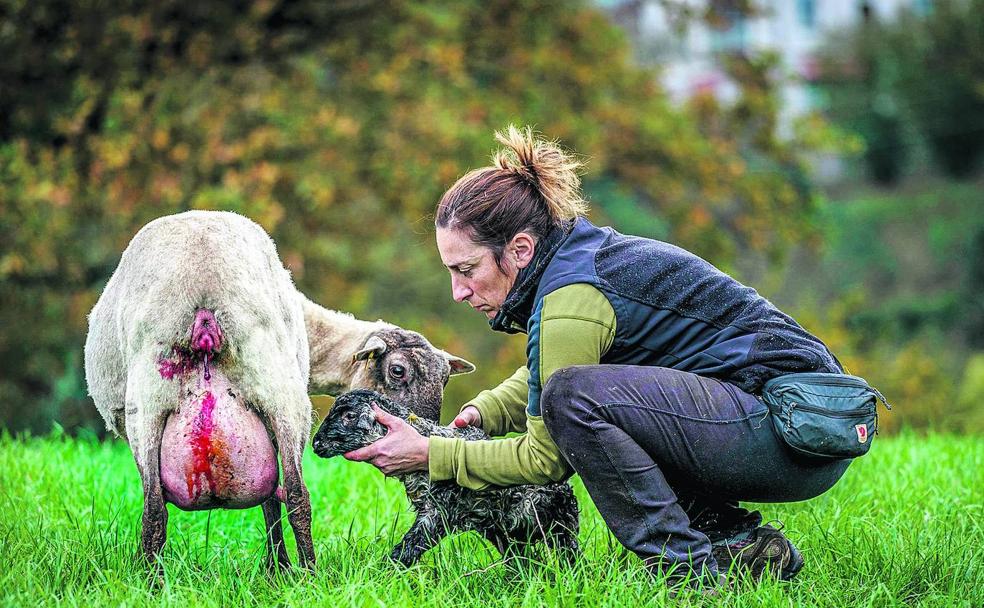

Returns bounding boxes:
[345,126,852,588]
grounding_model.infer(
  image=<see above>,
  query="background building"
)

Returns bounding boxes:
[602,0,934,125]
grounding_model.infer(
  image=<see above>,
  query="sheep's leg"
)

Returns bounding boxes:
[390,513,447,566]
[257,410,291,572]
[125,408,170,567]
[270,418,315,571]
[261,494,291,571]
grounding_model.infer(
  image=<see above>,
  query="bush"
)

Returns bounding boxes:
[954,354,984,434]
[816,25,910,184]
[890,1,984,177]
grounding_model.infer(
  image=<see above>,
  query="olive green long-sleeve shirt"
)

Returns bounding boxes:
[428,283,616,490]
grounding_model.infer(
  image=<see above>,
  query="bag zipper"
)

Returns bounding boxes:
[782,401,879,435]
[768,373,893,410]
[784,401,874,418]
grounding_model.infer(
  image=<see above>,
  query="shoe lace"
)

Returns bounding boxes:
[762,519,786,533]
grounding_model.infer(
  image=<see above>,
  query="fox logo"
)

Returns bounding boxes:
[855,424,868,444]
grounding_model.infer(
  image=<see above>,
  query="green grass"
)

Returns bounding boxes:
[0,432,981,607]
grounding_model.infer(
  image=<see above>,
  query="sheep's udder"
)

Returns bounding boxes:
[159,310,278,511]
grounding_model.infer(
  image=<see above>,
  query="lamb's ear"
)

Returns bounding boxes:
[441,350,476,375]
[353,336,387,363]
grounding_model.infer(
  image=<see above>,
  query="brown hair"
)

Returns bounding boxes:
[435,125,587,266]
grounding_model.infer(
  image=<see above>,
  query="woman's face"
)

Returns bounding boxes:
[436,227,533,319]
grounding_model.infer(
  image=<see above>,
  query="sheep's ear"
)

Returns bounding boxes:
[441,350,476,375]
[353,336,388,363]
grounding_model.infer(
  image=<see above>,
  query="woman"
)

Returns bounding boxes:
[345,126,851,587]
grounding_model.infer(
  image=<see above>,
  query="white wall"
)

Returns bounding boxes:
[609,0,932,120]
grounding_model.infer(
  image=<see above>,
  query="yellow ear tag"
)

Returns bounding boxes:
[353,351,376,365]
[408,413,420,425]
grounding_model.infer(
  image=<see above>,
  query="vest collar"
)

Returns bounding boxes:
[489,222,573,334]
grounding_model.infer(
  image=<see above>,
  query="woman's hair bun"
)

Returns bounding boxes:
[492,125,588,222]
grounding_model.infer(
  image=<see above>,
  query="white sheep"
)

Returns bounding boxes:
[84,210,473,571]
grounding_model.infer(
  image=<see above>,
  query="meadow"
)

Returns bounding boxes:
[0,431,981,607]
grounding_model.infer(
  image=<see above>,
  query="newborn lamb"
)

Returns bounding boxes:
[312,389,580,566]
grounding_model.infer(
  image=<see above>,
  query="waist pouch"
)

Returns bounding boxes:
[761,372,891,459]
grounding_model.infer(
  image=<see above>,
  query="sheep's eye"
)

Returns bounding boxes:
[341,411,357,424]
[389,364,406,379]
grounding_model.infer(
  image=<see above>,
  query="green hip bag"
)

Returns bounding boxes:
[761,372,891,459]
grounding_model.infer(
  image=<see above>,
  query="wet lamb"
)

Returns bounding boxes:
[84,210,474,571]
[312,389,580,566]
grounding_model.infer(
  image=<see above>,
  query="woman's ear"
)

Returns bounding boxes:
[510,232,536,269]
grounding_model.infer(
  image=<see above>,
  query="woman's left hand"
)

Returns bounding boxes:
[343,405,429,475]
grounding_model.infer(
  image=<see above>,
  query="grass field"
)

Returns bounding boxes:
[0,431,981,607]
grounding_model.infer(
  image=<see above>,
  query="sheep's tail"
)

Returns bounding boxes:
[190,309,223,381]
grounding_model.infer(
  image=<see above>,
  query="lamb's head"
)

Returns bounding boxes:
[350,328,474,422]
[312,389,405,458]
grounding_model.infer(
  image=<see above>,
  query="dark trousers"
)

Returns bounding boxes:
[541,365,851,578]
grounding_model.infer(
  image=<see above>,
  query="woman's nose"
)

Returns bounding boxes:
[451,276,472,302]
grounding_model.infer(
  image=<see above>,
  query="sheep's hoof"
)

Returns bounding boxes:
[265,557,292,575]
[140,558,165,588]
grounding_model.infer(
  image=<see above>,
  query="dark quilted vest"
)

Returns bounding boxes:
[491,219,843,415]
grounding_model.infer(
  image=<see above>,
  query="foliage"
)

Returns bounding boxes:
[816,21,910,184]
[955,354,984,434]
[773,179,984,433]
[0,0,833,433]
[817,0,984,181]
[892,0,984,177]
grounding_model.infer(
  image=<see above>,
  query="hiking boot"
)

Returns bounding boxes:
[666,573,728,600]
[712,523,804,581]
[698,509,763,544]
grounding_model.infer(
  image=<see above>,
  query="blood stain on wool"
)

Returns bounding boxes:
[187,391,219,500]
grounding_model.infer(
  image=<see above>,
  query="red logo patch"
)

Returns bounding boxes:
[855,424,868,444]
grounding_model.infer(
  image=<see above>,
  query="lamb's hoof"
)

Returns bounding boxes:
[388,550,419,569]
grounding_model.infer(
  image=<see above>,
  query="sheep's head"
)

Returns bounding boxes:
[312,389,404,458]
[349,328,474,422]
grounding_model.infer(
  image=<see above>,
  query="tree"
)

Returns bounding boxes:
[817,0,984,181]
[892,0,984,177]
[0,0,832,432]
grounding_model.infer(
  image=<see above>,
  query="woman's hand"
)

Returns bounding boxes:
[343,405,429,475]
[451,405,482,429]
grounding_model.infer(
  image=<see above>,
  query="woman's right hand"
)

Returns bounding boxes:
[451,405,482,429]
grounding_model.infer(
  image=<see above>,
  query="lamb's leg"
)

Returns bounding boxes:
[270,418,315,571]
[481,527,513,557]
[390,512,447,566]
[525,488,580,565]
[544,525,581,565]
[503,532,536,563]
[261,494,291,571]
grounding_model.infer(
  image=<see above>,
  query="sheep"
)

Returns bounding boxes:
[312,389,580,567]
[303,301,475,423]
[84,210,474,571]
